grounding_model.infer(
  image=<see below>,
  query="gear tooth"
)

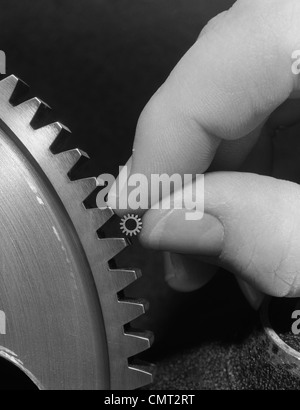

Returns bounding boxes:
[56,148,89,175]
[109,268,142,292]
[99,238,129,261]
[117,299,149,324]
[85,208,114,229]
[1,75,30,107]
[48,122,72,154]
[0,75,21,102]
[111,360,154,390]
[71,177,98,200]
[13,97,51,127]
[123,329,154,357]
[26,122,69,153]
[10,80,30,106]
[125,362,155,390]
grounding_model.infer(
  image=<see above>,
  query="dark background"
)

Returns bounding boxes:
[0,0,256,389]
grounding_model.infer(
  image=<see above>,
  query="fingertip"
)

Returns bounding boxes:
[237,278,265,311]
[164,252,217,293]
[140,208,224,257]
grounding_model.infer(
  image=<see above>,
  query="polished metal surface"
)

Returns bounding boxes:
[260,298,300,377]
[0,75,153,390]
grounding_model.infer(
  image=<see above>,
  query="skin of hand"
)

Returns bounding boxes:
[108,0,300,306]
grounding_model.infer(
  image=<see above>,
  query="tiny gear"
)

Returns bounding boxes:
[120,214,143,237]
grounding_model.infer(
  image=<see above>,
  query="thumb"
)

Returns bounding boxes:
[140,172,300,298]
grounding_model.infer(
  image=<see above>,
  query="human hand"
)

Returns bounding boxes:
[107,0,300,307]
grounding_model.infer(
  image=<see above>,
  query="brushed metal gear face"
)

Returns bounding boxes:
[0,75,153,390]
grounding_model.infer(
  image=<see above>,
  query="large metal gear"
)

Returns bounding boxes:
[0,75,153,390]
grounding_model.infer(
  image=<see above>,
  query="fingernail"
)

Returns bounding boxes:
[164,252,218,292]
[143,210,224,256]
[107,157,132,212]
[237,278,265,310]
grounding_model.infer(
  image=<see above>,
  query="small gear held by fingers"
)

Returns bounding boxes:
[120,214,143,237]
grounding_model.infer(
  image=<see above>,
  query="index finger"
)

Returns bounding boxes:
[109,0,300,214]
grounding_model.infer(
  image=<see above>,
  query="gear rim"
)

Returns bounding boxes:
[0,75,153,390]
